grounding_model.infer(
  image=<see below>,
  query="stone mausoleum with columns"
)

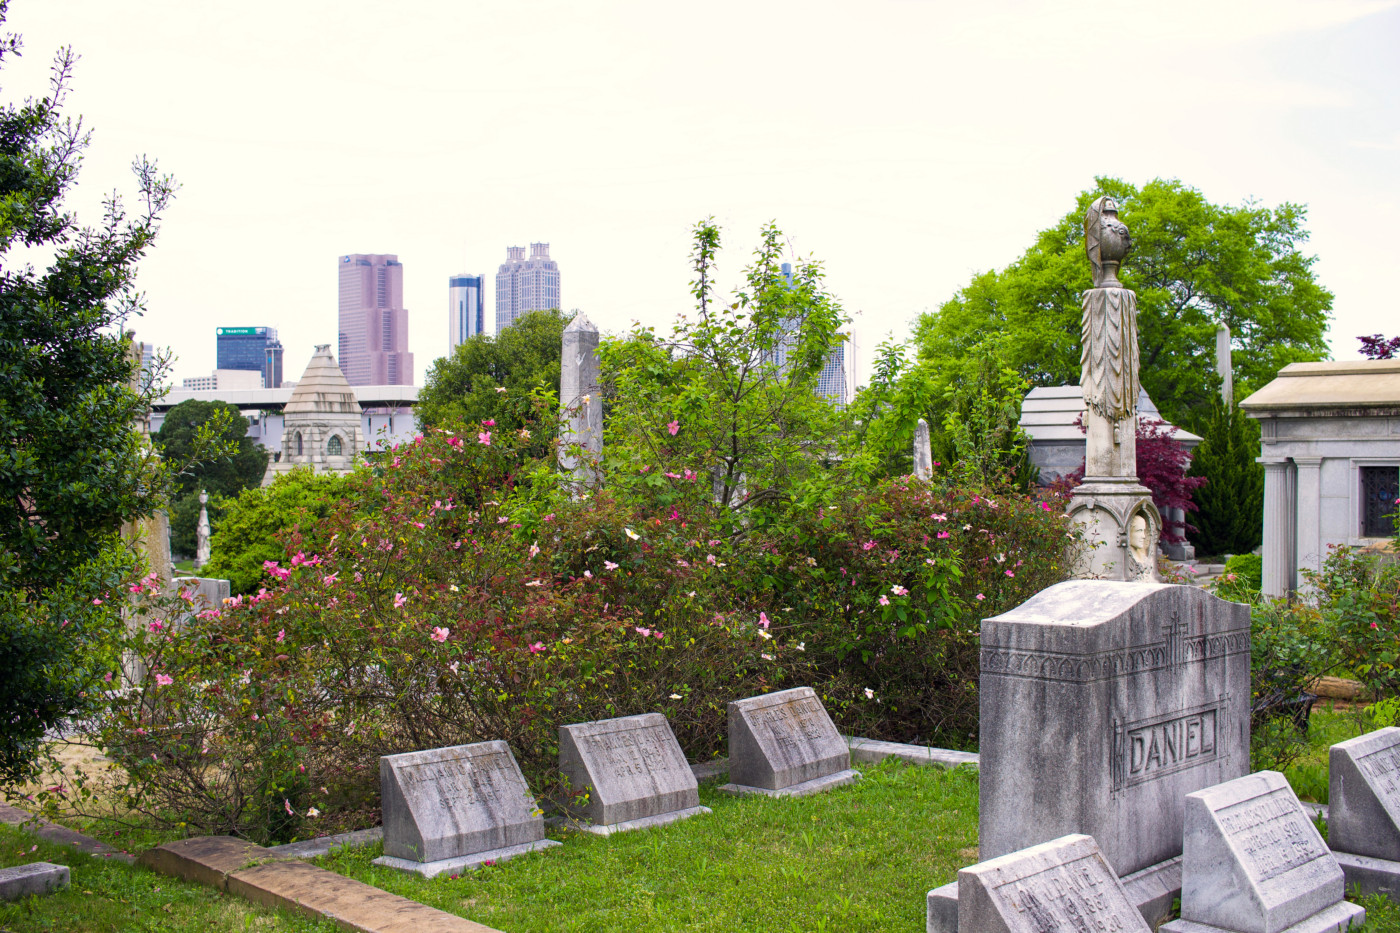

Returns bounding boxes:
[1241,359,1400,596]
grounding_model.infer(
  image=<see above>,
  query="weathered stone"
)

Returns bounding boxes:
[558,313,602,486]
[558,713,708,833]
[1326,727,1400,897]
[719,687,856,796]
[1162,770,1363,933]
[979,580,1250,879]
[0,862,69,901]
[372,741,558,875]
[956,834,1149,933]
[914,418,933,481]
[845,736,979,770]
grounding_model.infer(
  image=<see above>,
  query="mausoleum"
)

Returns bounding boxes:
[262,344,367,484]
[1240,359,1400,596]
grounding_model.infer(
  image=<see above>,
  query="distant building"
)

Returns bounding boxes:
[448,274,486,351]
[769,263,854,406]
[338,254,414,386]
[495,243,560,332]
[181,369,265,392]
[216,326,283,389]
[263,344,367,484]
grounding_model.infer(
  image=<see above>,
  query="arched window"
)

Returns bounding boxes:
[295,432,303,456]
[327,434,343,456]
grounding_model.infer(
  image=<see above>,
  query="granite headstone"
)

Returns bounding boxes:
[1328,727,1400,897]
[1162,770,1363,933]
[558,712,709,834]
[720,687,858,797]
[957,834,1150,933]
[372,740,559,877]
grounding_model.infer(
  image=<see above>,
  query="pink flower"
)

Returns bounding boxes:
[529,543,541,558]
[102,672,113,683]
[411,521,426,529]
[667,420,680,436]
[636,626,652,637]
[284,799,294,817]
[878,595,890,606]
[1005,570,1015,578]
[669,508,680,521]
[665,472,682,479]
[478,431,492,446]
[276,629,286,643]
[932,513,947,522]
[323,573,338,586]
[482,419,496,427]
[1039,501,1052,511]
[604,561,619,571]
[394,593,408,609]
[148,620,164,633]
[583,570,593,578]
[447,436,463,448]
[543,513,555,522]
[937,531,950,539]
[92,598,103,605]
[684,470,697,481]
[1371,622,1380,630]
[431,626,450,643]
[759,612,770,630]
[155,674,173,686]
[528,642,544,653]
[706,554,716,565]
[653,631,664,640]
[891,584,908,596]
[976,593,986,601]
[862,541,876,551]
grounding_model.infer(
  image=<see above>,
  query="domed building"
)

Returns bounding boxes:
[262,344,367,484]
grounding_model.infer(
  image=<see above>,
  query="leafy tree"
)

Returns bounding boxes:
[155,399,267,555]
[1359,334,1400,360]
[0,15,185,784]
[1187,399,1264,556]
[201,468,347,594]
[417,308,569,437]
[914,177,1333,431]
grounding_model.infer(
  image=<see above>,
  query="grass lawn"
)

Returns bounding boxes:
[1283,702,1378,804]
[318,758,981,933]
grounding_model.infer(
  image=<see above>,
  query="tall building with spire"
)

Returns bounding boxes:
[495,242,560,332]
[338,253,414,385]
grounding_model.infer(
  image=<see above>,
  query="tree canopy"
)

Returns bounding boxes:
[156,399,267,498]
[911,177,1333,431]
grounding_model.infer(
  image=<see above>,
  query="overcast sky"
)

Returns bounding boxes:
[8,0,1398,387]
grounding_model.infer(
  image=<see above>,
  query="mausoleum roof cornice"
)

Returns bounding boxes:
[1241,359,1400,413]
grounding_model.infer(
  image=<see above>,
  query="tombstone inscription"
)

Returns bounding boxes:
[1161,770,1363,933]
[558,713,709,835]
[372,740,559,877]
[1328,727,1400,897]
[957,834,1150,933]
[720,687,858,797]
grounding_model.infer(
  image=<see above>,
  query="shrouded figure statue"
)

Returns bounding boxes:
[1080,196,1139,477]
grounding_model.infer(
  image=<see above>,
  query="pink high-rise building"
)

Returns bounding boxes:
[338,254,414,385]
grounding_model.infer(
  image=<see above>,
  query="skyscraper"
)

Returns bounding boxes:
[338,254,414,386]
[495,242,560,332]
[216,326,283,388]
[448,273,486,351]
[769,263,853,406]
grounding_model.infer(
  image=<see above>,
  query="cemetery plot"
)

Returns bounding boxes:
[1327,726,1400,898]
[720,686,857,797]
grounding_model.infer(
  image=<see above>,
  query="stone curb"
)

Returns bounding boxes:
[140,836,503,933]
[0,803,134,863]
[0,861,70,901]
[265,827,384,860]
[843,736,980,769]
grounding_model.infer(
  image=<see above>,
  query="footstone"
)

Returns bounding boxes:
[1161,770,1364,933]
[0,862,69,901]
[1327,727,1400,897]
[719,687,857,796]
[979,581,1250,878]
[372,741,558,875]
[558,713,708,832]
[956,834,1150,933]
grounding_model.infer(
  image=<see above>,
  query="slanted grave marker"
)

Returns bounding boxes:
[720,686,858,797]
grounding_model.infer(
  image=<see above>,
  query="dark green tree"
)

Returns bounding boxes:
[1187,399,1264,556]
[155,399,267,555]
[0,14,183,784]
[914,177,1333,431]
[417,308,570,437]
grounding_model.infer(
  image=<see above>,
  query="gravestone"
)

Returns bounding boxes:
[719,687,858,797]
[1328,727,1400,897]
[1161,770,1363,933]
[558,712,710,834]
[929,580,1250,933]
[957,834,1149,933]
[0,862,69,901]
[372,741,559,877]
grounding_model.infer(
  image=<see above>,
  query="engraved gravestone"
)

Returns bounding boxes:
[719,687,858,797]
[1161,770,1364,933]
[932,580,1250,933]
[957,834,1150,933]
[558,712,710,834]
[372,740,559,877]
[1327,727,1400,897]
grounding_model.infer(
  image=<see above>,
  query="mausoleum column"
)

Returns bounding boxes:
[1259,458,1294,597]
[1293,457,1323,582]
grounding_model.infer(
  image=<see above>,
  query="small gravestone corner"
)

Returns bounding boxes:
[1328,726,1400,898]
[719,687,857,797]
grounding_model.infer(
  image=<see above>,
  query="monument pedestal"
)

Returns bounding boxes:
[1067,478,1161,581]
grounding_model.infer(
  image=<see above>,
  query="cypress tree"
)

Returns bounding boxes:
[1187,399,1264,556]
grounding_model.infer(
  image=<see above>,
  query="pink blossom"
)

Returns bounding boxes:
[411,521,426,529]
[543,513,555,522]
[878,595,890,606]
[583,570,593,578]
[276,629,286,643]
[862,540,876,551]
[891,584,909,596]
[759,612,771,629]
[323,573,338,586]
[676,559,690,568]
[148,620,164,633]
[284,799,295,816]
[932,513,947,522]
[447,436,463,449]
[529,543,541,558]
[669,508,680,521]
[482,419,496,426]
[684,470,697,481]
[636,626,652,637]
[604,561,619,571]
[431,627,450,643]
[937,531,950,539]
[394,593,408,608]
[667,420,680,435]
[528,641,544,653]
[706,554,716,565]
[92,598,103,605]
[155,674,174,686]
[103,672,113,683]
[1039,501,1052,511]
[665,472,682,479]
[1005,570,1015,578]
[478,431,492,446]
[976,593,986,601]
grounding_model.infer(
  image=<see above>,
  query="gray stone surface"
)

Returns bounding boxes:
[558,713,700,829]
[0,862,69,901]
[718,769,858,798]
[846,736,979,770]
[979,580,1250,879]
[558,313,602,486]
[1165,770,1362,933]
[1333,850,1400,901]
[957,834,1149,933]
[378,741,547,864]
[725,687,849,792]
[548,804,711,837]
[374,838,559,877]
[265,826,383,859]
[1328,726,1400,862]
[914,418,933,481]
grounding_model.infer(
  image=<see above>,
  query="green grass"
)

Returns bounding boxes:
[317,758,980,933]
[1283,703,1378,804]
[0,824,339,933]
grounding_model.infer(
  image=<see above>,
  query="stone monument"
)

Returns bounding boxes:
[956,834,1150,933]
[719,687,858,797]
[1327,727,1400,897]
[928,580,1250,933]
[372,741,559,877]
[557,713,710,834]
[559,313,602,487]
[194,490,211,569]
[262,344,366,485]
[1162,771,1363,933]
[914,418,934,481]
[1066,196,1161,581]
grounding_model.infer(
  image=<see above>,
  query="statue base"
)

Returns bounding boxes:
[1067,477,1161,582]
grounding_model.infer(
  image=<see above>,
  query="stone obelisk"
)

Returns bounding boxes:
[558,312,603,487]
[1066,197,1160,581]
[912,418,933,481]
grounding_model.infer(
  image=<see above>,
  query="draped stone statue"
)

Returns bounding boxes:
[1066,196,1160,581]
[195,490,211,569]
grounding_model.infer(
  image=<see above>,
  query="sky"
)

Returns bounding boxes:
[7,0,1399,388]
